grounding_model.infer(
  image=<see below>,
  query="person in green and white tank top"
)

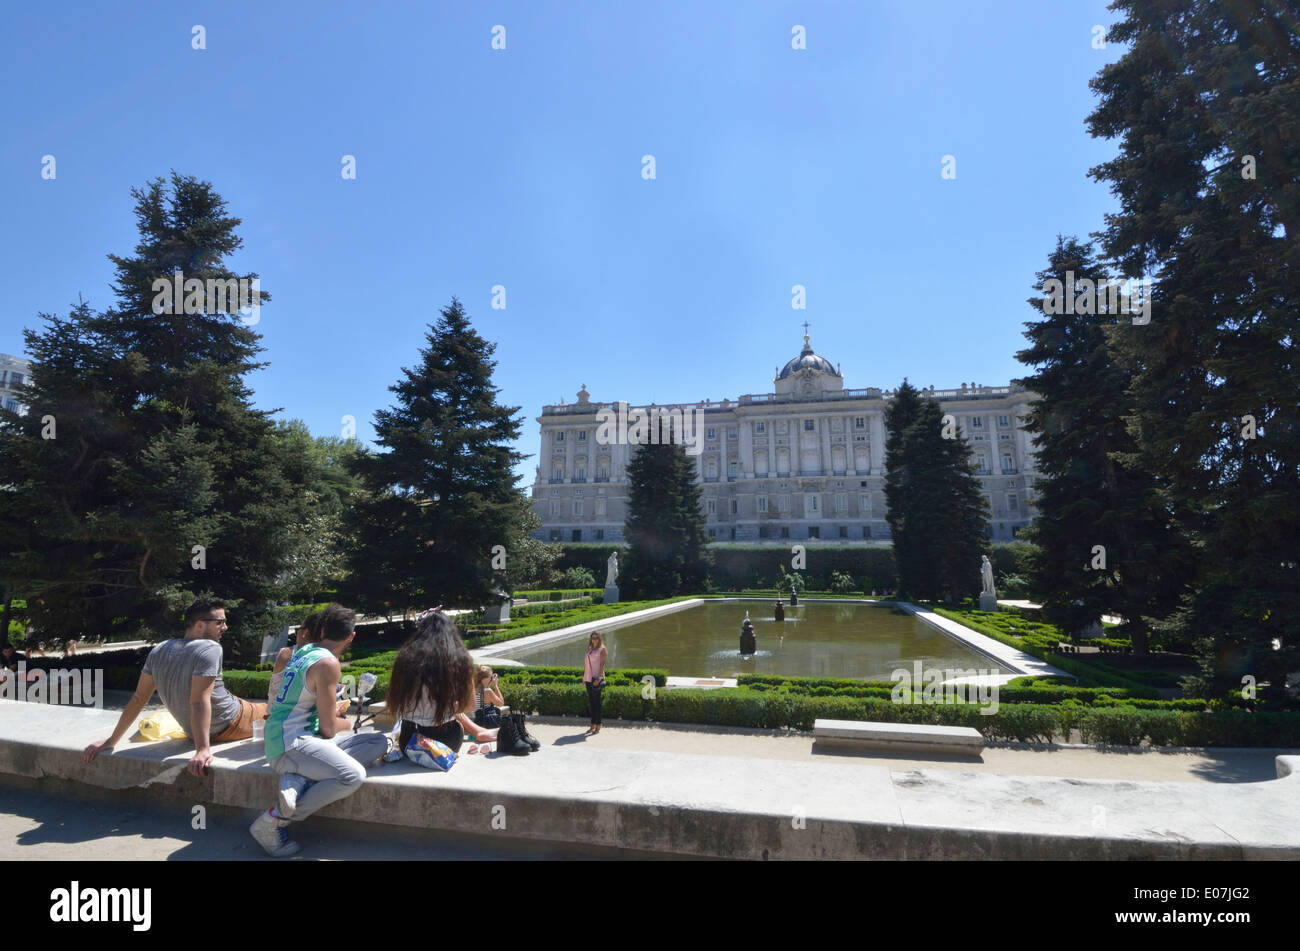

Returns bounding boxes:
[250,604,390,858]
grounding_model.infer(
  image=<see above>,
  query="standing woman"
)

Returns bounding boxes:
[583,631,608,735]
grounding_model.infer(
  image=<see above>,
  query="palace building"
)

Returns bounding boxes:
[529,334,1039,544]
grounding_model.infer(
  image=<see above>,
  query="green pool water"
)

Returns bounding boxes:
[494,600,1004,681]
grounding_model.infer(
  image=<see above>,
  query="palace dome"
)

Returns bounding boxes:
[777,336,840,380]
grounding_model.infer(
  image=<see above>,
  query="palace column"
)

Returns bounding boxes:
[820,416,832,475]
[870,414,886,473]
[740,419,753,477]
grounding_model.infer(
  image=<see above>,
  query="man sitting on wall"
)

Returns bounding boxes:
[82,599,264,777]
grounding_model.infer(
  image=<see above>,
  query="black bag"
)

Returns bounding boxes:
[474,704,502,728]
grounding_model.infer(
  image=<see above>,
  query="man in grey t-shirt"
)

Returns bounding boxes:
[83,599,266,777]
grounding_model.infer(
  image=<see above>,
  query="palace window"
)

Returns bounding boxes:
[755,421,766,434]
[780,527,790,538]
[553,468,563,481]
[575,467,585,481]
[804,419,815,431]
[758,525,770,538]
[1001,454,1015,473]
[556,431,565,441]
[595,499,606,517]
[806,494,819,512]
[728,428,737,439]
[729,461,738,478]
[808,526,820,539]
[758,496,768,513]
[779,495,790,512]
[550,501,559,516]
[572,500,582,516]
[839,526,848,538]
[578,430,586,441]
[835,494,847,512]
[998,416,1009,427]
[860,494,870,511]
[730,499,738,514]
[595,529,605,540]
[855,417,865,429]
[550,530,561,541]
[1008,494,1018,510]
[572,529,582,541]
[971,417,982,428]
[707,499,716,514]
[707,428,716,440]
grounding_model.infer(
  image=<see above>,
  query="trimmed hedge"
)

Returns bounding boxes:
[497,685,1300,746]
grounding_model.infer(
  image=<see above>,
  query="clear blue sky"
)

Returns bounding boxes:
[2,1,1125,485]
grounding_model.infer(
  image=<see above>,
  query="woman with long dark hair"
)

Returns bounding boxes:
[386,611,499,755]
[583,631,607,735]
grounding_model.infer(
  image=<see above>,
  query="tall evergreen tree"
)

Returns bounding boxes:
[343,298,535,612]
[883,380,926,593]
[1014,238,1190,652]
[0,174,316,659]
[1087,0,1299,698]
[884,381,990,600]
[622,431,711,599]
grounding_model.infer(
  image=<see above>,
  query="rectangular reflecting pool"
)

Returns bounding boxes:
[495,600,1005,680]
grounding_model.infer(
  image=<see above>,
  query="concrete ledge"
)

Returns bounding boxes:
[3,702,1299,859]
[814,719,985,756]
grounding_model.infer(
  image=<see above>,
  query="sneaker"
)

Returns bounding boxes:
[250,809,300,857]
[277,773,309,819]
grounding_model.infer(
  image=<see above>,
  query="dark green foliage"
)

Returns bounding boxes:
[884,381,991,600]
[1086,0,1299,701]
[0,173,325,663]
[622,438,711,598]
[341,298,551,613]
[1014,237,1190,652]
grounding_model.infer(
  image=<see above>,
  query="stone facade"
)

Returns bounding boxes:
[529,336,1039,544]
[0,353,32,416]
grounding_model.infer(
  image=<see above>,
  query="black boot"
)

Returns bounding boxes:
[512,712,540,751]
[496,709,531,755]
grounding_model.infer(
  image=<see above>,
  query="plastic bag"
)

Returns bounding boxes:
[138,710,188,741]
[404,733,456,771]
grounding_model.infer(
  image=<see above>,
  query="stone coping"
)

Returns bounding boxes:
[896,602,1073,682]
[3,701,1298,859]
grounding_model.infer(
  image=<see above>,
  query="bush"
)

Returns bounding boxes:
[562,567,597,589]
[827,571,856,594]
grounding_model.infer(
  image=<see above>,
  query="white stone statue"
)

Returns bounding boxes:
[605,551,619,588]
[980,555,996,597]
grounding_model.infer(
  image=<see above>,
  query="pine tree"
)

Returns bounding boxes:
[884,381,991,600]
[344,298,536,611]
[0,175,317,659]
[1014,238,1191,652]
[622,430,710,599]
[883,380,925,594]
[1087,0,1299,698]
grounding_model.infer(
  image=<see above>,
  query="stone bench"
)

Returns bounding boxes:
[813,719,985,756]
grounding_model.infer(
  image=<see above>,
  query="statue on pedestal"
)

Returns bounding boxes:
[980,555,996,598]
[605,551,619,588]
[774,600,785,621]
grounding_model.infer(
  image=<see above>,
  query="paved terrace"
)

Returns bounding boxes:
[2,701,1296,860]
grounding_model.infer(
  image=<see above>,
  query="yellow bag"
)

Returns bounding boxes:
[138,710,188,741]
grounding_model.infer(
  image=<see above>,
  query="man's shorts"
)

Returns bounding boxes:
[212,698,267,743]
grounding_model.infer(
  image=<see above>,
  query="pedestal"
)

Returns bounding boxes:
[484,600,511,624]
[1078,620,1103,639]
[978,593,998,612]
[603,585,620,605]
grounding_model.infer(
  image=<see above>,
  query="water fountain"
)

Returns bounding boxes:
[739,612,757,656]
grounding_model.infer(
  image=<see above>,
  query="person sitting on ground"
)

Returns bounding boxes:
[82,599,263,778]
[387,611,498,757]
[2,641,26,673]
[251,603,389,858]
[473,665,505,720]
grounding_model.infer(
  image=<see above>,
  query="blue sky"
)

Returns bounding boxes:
[2,1,1125,485]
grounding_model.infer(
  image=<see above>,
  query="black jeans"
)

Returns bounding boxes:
[398,718,464,755]
[585,681,604,725]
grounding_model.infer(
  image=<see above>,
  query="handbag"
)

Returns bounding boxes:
[473,703,502,728]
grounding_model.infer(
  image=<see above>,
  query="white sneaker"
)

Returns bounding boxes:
[277,773,309,819]
[250,809,300,857]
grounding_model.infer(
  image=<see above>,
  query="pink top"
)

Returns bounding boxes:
[584,647,605,684]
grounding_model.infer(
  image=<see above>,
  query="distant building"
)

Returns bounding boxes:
[530,334,1040,544]
[0,353,32,416]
